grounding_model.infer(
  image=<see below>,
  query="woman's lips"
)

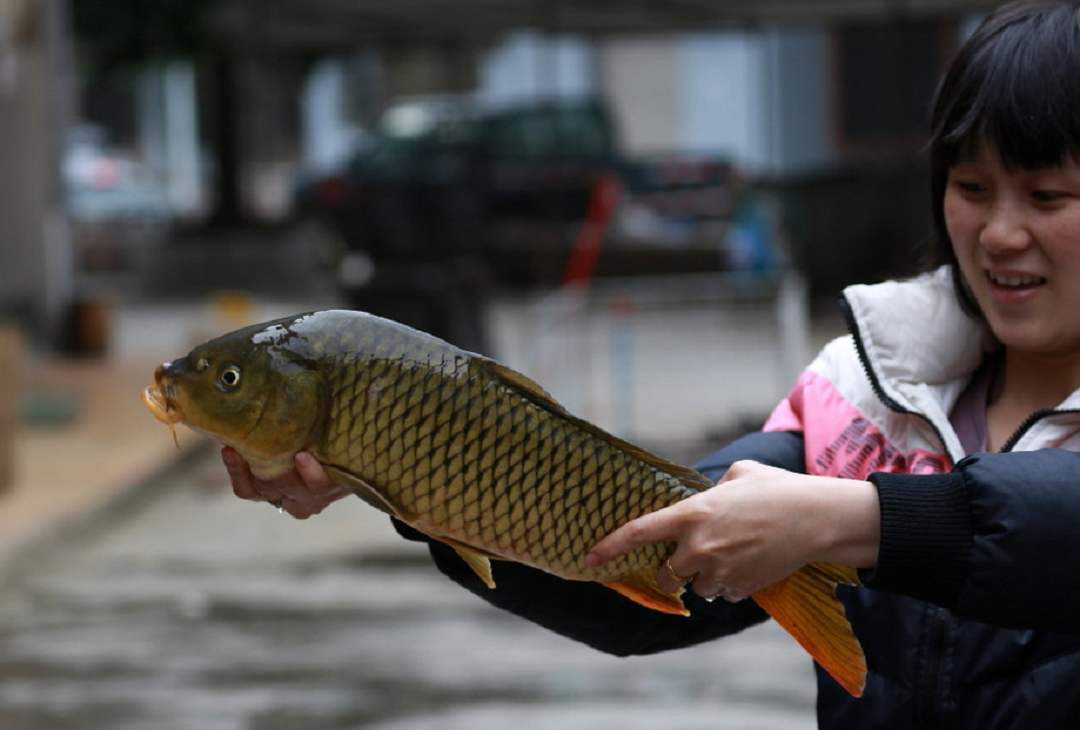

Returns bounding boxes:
[985,270,1046,305]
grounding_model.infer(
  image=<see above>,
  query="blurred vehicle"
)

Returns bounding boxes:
[295,95,755,273]
[292,97,622,351]
[293,96,765,350]
[294,96,617,264]
[63,124,172,273]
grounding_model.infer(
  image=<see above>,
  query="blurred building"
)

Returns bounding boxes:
[1,0,1003,348]
[0,0,73,341]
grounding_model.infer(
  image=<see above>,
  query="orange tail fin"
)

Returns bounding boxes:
[752,562,866,697]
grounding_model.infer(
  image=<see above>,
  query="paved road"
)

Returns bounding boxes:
[0,445,817,730]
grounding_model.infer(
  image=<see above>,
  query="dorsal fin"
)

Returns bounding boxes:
[475,358,713,492]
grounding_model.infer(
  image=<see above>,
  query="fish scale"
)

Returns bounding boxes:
[145,309,868,697]
[316,342,688,580]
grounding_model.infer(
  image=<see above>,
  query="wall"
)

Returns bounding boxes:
[0,0,72,339]
[765,26,831,175]
[597,36,680,154]
[478,31,597,107]
[598,28,833,175]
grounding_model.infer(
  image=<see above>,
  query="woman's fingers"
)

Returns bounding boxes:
[295,451,335,493]
[586,505,682,567]
[221,447,348,519]
[690,574,747,604]
[656,551,698,594]
[279,484,350,520]
[223,447,262,500]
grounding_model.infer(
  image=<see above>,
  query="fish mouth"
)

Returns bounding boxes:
[142,383,183,425]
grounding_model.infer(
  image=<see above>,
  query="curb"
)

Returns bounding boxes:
[0,437,216,587]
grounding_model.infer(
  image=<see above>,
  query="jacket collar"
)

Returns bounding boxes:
[841,267,996,459]
[842,267,995,394]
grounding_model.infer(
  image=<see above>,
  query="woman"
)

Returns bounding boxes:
[224,2,1080,725]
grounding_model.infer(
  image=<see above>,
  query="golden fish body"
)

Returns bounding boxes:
[312,314,703,587]
[144,309,866,697]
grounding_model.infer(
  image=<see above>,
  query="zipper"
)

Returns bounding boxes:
[998,407,1080,452]
[841,295,1080,457]
[839,296,953,457]
[840,295,954,725]
[842,292,1080,725]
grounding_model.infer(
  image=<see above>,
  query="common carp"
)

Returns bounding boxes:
[142,309,866,696]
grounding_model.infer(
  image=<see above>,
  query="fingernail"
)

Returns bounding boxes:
[585,552,601,567]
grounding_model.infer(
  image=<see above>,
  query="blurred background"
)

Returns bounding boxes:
[0,1,995,728]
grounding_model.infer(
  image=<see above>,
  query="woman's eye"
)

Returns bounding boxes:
[953,180,987,195]
[1032,190,1068,204]
[219,366,241,388]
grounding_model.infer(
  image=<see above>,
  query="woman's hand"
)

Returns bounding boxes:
[586,460,880,602]
[221,446,350,519]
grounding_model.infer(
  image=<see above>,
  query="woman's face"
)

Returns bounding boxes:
[945,144,1080,358]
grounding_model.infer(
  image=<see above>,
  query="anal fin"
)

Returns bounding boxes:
[751,562,866,697]
[427,533,501,590]
[449,545,496,589]
[604,569,688,617]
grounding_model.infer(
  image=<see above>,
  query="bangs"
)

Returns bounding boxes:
[933,3,1080,170]
[928,1,1080,318]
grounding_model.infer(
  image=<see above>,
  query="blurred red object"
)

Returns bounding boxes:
[562,174,621,287]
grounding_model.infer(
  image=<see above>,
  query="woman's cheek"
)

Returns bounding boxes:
[943,191,973,246]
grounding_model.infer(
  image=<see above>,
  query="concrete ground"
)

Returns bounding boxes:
[0,446,818,730]
[0,271,847,729]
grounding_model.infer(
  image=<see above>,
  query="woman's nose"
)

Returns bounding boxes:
[979,203,1033,253]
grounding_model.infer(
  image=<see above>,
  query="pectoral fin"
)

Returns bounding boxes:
[323,465,497,590]
[324,465,414,520]
[751,562,866,698]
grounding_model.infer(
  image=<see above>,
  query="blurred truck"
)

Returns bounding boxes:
[293,96,756,350]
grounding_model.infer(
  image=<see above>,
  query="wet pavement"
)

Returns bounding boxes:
[0,444,817,730]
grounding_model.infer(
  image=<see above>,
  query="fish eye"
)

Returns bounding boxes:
[219,365,241,390]
[196,358,210,372]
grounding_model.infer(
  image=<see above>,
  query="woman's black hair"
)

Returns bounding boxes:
[929,0,1080,315]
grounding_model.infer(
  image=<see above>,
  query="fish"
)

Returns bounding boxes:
[142,309,866,696]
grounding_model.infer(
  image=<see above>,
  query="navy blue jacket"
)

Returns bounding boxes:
[396,431,1080,729]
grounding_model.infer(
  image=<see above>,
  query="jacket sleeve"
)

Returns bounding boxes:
[863,448,1080,633]
[393,430,806,656]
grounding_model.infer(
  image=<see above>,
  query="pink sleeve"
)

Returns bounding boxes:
[762,371,810,433]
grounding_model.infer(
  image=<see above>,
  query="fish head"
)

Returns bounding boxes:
[143,324,323,469]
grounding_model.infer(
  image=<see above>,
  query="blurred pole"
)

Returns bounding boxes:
[608,294,635,438]
[776,270,810,390]
[561,174,620,286]
[0,324,21,492]
[301,60,351,174]
[138,61,202,218]
[208,51,242,226]
[0,0,74,344]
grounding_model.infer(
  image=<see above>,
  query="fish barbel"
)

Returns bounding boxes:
[142,309,866,696]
